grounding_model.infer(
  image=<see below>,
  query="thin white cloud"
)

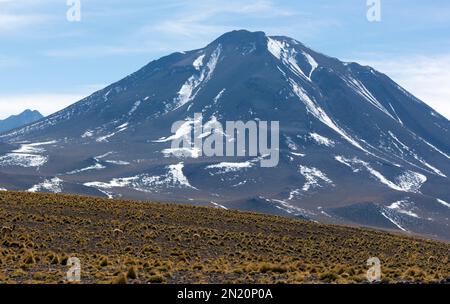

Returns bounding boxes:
[144,0,298,38]
[44,44,171,58]
[356,54,450,120]
[0,0,57,33]
[0,54,22,68]
[0,13,46,32]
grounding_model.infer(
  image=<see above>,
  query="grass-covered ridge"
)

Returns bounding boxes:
[0,191,448,284]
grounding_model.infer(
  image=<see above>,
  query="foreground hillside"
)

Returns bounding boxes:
[0,191,448,284]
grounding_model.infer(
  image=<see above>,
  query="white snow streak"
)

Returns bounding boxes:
[174,45,222,110]
[210,201,228,210]
[310,133,335,147]
[335,155,427,193]
[28,177,63,193]
[0,141,56,168]
[206,161,254,173]
[290,80,369,153]
[84,162,196,192]
[342,76,395,120]
[388,200,420,218]
[299,165,333,191]
[267,37,310,81]
[381,210,408,232]
[302,51,318,79]
[128,100,141,116]
[437,199,450,209]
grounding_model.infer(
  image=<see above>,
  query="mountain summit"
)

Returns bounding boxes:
[0,30,449,240]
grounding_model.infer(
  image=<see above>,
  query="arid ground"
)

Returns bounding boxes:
[0,191,448,284]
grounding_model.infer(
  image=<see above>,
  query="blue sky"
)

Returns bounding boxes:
[1,0,450,119]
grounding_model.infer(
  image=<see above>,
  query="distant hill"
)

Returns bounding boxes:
[0,109,43,133]
[0,191,448,284]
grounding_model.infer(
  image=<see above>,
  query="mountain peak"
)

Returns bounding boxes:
[210,29,268,46]
[20,109,42,116]
[0,109,43,133]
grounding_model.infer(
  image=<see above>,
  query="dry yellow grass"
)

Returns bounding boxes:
[0,191,448,284]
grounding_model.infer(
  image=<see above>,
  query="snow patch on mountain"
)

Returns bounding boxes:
[335,156,427,193]
[28,177,63,193]
[103,89,112,102]
[388,103,404,125]
[84,162,196,193]
[381,209,408,232]
[288,189,302,200]
[206,161,254,174]
[0,153,48,168]
[413,154,446,178]
[387,131,446,177]
[104,160,130,165]
[298,165,333,192]
[437,199,450,209]
[342,76,395,120]
[267,37,310,81]
[128,100,141,116]
[96,123,128,143]
[395,171,427,193]
[290,152,305,157]
[290,80,369,154]
[154,117,197,143]
[193,54,205,70]
[174,45,222,110]
[162,147,201,159]
[261,197,314,218]
[210,201,228,210]
[285,136,301,152]
[82,130,94,138]
[66,163,106,175]
[418,137,450,160]
[0,141,56,168]
[388,200,420,218]
[12,141,57,154]
[302,51,318,79]
[213,89,226,104]
[309,133,335,147]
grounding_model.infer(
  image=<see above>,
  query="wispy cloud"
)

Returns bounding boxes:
[43,44,171,58]
[0,54,22,68]
[0,0,57,33]
[0,13,47,32]
[143,0,299,38]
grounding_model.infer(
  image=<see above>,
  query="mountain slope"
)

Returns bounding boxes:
[0,30,449,240]
[0,110,43,133]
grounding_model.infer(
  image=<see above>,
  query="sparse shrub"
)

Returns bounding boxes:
[127,266,138,280]
[319,272,339,283]
[99,257,109,267]
[148,275,165,284]
[23,251,36,264]
[112,273,127,284]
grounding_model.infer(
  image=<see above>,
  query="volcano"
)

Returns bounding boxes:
[1,30,449,240]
